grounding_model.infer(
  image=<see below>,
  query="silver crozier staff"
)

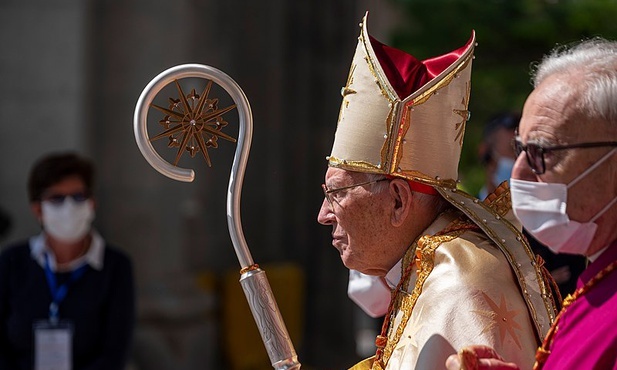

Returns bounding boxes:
[133,64,301,370]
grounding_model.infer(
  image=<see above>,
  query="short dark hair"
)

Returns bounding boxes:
[27,152,95,202]
[482,112,521,141]
[479,112,521,165]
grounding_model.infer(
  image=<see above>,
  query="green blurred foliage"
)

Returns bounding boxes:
[387,0,617,195]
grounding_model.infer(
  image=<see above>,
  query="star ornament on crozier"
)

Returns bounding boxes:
[149,79,237,167]
[472,291,524,349]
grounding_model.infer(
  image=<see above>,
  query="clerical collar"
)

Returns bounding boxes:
[384,260,402,289]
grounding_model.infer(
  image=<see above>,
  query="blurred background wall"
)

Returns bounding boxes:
[1,0,616,369]
[0,1,401,369]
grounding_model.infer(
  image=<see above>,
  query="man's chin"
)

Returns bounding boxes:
[341,254,358,271]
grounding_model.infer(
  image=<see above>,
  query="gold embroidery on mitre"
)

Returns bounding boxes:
[359,28,398,102]
[390,101,414,176]
[409,55,472,107]
[327,157,383,173]
[387,54,473,185]
[378,221,471,368]
[329,13,475,192]
[341,64,357,100]
[390,101,464,189]
[359,26,400,174]
[381,102,402,173]
[453,81,471,146]
[331,21,399,174]
[472,291,524,349]
[337,63,357,126]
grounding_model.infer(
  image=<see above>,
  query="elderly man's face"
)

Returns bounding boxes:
[512,74,616,240]
[317,167,394,275]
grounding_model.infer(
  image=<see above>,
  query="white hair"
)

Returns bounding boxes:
[532,38,617,125]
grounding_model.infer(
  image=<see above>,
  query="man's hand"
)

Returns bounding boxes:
[445,345,520,370]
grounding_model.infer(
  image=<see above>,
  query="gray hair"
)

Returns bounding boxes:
[532,38,617,125]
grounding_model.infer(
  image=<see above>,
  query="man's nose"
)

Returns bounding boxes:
[511,152,537,181]
[317,198,335,225]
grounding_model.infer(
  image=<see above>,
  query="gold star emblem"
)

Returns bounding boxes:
[453,82,471,146]
[405,305,425,348]
[472,291,523,349]
[340,63,357,108]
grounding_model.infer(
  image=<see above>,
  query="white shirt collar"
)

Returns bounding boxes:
[588,245,609,263]
[29,230,105,272]
[384,259,402,289]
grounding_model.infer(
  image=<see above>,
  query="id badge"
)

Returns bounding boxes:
[33,320,73,370]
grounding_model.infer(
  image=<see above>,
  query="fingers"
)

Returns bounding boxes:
[445,346,520,370]
[469,345,505,361]
[445,354,462,370]
[478,358,520,370]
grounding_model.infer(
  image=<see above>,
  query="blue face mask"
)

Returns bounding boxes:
[493,157,515,187]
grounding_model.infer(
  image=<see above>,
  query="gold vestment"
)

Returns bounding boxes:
[352,185,558,370]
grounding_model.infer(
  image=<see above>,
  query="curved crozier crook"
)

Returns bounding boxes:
[133,65,300,369]
[133,63,255,268]
[134,64,251,182]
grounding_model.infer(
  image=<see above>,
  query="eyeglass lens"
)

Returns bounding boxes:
[321,178,388,210]
[513,139,545,174]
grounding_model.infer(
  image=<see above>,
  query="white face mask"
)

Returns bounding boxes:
[511,148,617,255]
[347,270,391,318]
[41,198,95,243]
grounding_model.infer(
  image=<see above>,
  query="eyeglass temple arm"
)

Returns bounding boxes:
[134,64,300,370]
[546,141,617,151]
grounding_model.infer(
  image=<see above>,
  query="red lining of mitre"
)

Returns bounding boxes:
[369,34,474,99]
[385,175,439,195]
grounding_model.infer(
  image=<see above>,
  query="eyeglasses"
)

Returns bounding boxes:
[41,192,90,205]
[321,178,389,209]
[512,138,617,175]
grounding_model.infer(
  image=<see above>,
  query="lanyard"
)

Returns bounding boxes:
[44,253,89,323]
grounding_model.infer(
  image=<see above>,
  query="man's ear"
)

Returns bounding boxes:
[388,179,412,227]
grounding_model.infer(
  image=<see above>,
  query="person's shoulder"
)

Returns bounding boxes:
[104,244,131,259]
[0,240,31,259]
[0,241,32,272]
[433,229,503,266]
[102,244,133,268]
[428,222,517,288]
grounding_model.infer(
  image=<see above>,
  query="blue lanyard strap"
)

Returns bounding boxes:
[44,253,89,322]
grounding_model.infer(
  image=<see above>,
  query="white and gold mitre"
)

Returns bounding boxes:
[328,12,476,190]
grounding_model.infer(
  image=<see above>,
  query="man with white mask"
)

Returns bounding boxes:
[0,152,135,369]
[478,112,586,297]
[446,38,617,370]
